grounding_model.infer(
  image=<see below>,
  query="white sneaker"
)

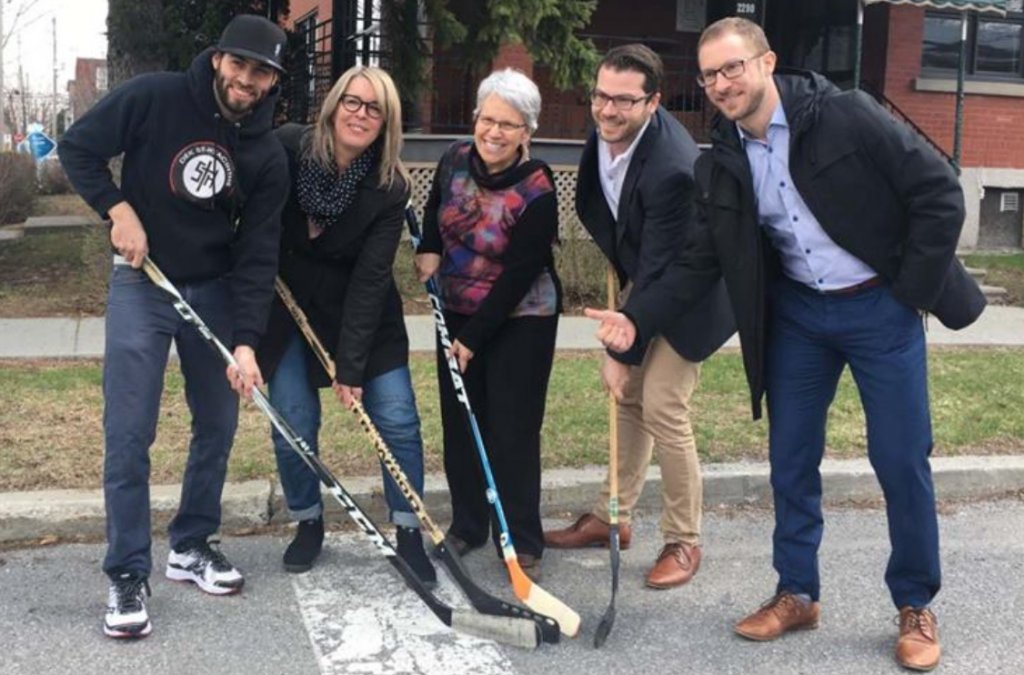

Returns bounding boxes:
[104,574,152,639]
[166,540,244,595]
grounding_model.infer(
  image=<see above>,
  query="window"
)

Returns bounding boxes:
[922,3,1024,80]
[96,65,108,93]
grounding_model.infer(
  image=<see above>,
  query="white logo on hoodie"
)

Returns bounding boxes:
[170,141,236,204]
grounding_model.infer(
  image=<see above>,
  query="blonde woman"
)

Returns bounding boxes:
[256,66,434,584]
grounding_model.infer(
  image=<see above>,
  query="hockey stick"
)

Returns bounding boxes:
[139,257,540,649]
[594,267,621,648]
[405,207,582,638]
[273,277,561,645]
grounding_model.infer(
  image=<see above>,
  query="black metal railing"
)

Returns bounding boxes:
[860,80,955,167]
[279,18,335,124]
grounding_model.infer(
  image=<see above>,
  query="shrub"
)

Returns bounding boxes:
[38,158,74,195]
[0,152,38,225]
[555,226,607,312]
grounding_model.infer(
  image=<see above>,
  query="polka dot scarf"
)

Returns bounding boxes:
[296,141,380,233]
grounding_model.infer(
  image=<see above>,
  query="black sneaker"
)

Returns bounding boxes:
[166,539,244,595]
[283,517,324,573]
[104,573,152,639]
[397,526,437,589]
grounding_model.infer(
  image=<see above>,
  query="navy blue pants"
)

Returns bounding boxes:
[765,277,940,609]
[102,265,238,579]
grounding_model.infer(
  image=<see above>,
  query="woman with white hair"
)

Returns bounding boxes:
[415,68,561,580]
[257,66,435,585]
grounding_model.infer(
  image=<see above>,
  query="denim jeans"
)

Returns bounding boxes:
[102,264,238,579]
[268,333,425,528]
[765,277,939,609]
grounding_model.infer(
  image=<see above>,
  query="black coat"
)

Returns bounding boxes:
[256,124,411,388]
[576,107,735,365]
[625,69,986,419]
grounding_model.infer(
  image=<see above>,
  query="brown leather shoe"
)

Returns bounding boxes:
[517,554,542,582]
[895,608,940,672]
[543,514,632,550]
[645,543,702,589]
[733,593,821,641]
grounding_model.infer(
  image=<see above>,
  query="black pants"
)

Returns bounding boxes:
[437,313,558,558]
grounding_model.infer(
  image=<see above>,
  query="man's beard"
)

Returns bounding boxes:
[214,72,263,118]
[728,83,766,124]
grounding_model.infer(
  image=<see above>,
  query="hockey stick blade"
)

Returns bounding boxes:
[450,609,541,649]
[593,526,621,648]
[140,258,540,649]
[436,542,561,644]
[505,553,582,638]
[274,277,560,645]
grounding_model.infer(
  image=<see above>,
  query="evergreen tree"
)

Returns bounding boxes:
[107,0,167,86]
[380,0,598,130]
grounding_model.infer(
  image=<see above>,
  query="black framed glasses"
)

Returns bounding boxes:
[589,90,653,111]
[476,116,527,133]
[695,53,767,88]
[340,94,383,120]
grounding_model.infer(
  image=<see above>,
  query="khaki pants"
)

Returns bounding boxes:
[592,336,703,545]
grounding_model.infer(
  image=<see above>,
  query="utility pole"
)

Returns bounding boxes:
[17,32,26,135]
[1,0,7,150]
[51,15,56,135]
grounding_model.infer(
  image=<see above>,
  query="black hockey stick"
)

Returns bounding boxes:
[405,207,581,638]
[139,257,541,649]
[274,277,560,644]
[594,266,621,648]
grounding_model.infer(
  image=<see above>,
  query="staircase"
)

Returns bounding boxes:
[962,259,1010,305]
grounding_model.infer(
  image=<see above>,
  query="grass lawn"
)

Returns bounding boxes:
[0,196,108,318]
[965,253,1024,307]
[2,348,1023,493]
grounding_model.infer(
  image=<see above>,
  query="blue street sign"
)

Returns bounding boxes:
[27,131,56,160]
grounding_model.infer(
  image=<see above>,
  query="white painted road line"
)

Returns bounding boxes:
[291,532,517,675]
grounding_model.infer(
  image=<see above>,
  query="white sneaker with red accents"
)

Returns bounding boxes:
[166,540,244,595]
[104,573,152,639]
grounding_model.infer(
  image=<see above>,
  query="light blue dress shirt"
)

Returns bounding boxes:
[739,101,877,292]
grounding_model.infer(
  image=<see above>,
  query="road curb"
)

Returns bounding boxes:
[2,456,1023,543]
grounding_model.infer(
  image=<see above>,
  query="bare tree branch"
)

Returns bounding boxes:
[2,0,43,52]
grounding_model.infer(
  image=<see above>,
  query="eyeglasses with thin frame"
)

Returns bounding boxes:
[476,116,527,133]
[589,90,654,111]
[695,52,767,88]
[340,94,384,120]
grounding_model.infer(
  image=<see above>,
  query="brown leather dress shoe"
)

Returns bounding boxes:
[733,593,821,641]
[895,608,940,672]
[645,542,702,589]
[543,514,632,550]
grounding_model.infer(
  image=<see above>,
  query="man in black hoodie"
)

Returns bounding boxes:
[587,18,986,672]
[59,15,289,639]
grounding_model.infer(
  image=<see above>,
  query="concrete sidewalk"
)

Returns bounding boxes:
[3,456,1024,543]
[3,305,1024,358]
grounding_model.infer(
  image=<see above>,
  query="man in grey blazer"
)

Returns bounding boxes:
[545,44,735,589]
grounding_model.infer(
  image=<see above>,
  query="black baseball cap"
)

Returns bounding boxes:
[217,14,288,73]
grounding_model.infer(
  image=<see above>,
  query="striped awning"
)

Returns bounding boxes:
[863,0,1007,14]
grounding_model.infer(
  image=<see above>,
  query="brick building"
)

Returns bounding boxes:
[278,0,1024,250]
[67,58,108,126]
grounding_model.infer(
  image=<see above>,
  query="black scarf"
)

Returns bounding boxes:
[296,141,380,232]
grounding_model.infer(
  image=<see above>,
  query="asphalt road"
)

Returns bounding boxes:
[2,499,1022,675]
